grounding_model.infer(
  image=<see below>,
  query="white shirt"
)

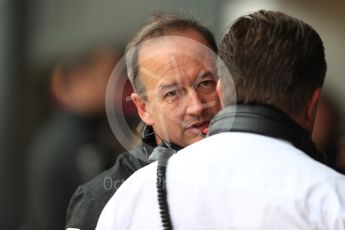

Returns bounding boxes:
[97,132,345,230]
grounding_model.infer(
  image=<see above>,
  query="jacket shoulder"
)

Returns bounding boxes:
[66,150,149,229]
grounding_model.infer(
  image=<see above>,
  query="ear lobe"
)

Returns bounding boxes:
[306,88,321,122]
[216,79,222,99]
[131,93,154,126]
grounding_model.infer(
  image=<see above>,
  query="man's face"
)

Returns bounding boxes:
[132,30,221,147]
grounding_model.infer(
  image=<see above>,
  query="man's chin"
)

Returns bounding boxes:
[181,135,205,147]
[171,127,208,147]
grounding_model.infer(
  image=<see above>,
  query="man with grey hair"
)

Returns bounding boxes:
[66,13,220,230]
[97,10,345,229]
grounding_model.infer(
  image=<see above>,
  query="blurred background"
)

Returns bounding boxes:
[0,0,344,229]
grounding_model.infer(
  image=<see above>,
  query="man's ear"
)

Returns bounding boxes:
[131,93,154,126]
[216,79,224,107]
[306,88,321,122]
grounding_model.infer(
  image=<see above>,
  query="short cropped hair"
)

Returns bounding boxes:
[125,12,218,100]
[219,10,327,114]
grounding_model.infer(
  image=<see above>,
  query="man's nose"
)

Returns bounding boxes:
[186,91,204,115]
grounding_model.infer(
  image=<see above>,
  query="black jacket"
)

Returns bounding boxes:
[65,126,181,230]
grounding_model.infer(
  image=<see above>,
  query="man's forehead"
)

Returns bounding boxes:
[138,34,215,60]
[139,38,215,74]
[138,53,215,84]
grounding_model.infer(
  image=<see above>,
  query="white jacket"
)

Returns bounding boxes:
[97,132,345,230]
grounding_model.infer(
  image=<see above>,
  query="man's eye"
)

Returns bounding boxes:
[164,88,183,99]
[198,80,215,89]
[165,90,178,97]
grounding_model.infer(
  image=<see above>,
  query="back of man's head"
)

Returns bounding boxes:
[219,10,326,115]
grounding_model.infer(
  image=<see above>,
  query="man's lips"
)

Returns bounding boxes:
[185,121,210,136]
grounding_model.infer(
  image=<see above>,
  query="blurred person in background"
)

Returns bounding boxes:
[25,46,128,230]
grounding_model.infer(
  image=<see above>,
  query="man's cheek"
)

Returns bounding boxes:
[165,110,184,125]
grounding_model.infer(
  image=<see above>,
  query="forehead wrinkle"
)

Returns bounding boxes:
[139,49,177,77]
[139,67,161,81]
[158,82,179,92]
[159,62,216,88]
[139,47,216,91]
[169,55,184,86]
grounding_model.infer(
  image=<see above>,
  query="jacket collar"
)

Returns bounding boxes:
[131,124,182,163]
[208,104,328,165]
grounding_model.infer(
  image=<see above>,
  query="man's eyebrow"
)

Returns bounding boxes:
[157,71,216,91]
[158,82,179,92]
[200,70,217,79]
[193,70,216,85]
